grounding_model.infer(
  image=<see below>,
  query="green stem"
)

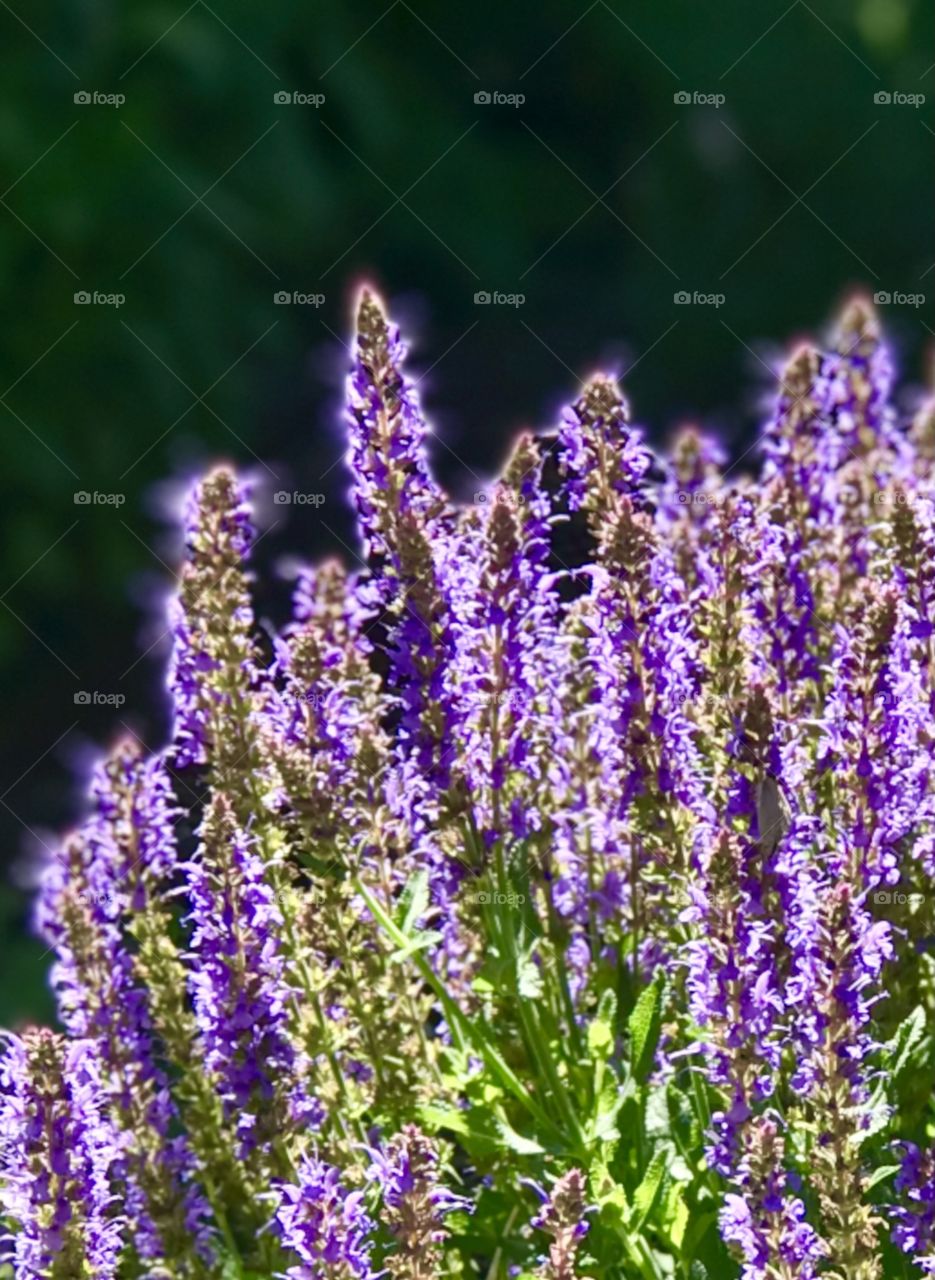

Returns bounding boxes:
[354,874,563,1142]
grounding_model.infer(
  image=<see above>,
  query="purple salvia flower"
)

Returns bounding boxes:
[263,559,390,858]
[446,435,558,845]
[345,288,444,568]
[0,1030,123,1280]
[890,1142,935,1273]
[529,1168,591,1280]
[367,1124,472,1279]
[167,468,282,826]
[557,375,652,518]
[35,760,216,1271]
[274,1155,377,1280]
[186,796,316,1156]
[720,1136,826,1280]
[788,869,890,1279]
[168,468,254,768]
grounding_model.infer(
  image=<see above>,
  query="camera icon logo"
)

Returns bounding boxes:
[274,91,292,104]
[873,891,892,904]
[873,291,892,305]
[73,490,91,504]
[474,90,491,104]
[473,491,489,504]
[74,691,91,705]
[74,291,91,304]
[673,91,691,105]
[674,290,691,305]
[274,291,291,305]
[74,90,91,104]
[274,491,292,505]
[874,91,892,105]
[474,290,491,304]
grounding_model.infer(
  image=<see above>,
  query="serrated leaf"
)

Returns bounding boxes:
[628,972,665,1085]
[495,1117,545,1155]
[587,1083,624,1145]
[884,1005,927,1082]
[662,1181,690,1250]
[632,1147,668,1232]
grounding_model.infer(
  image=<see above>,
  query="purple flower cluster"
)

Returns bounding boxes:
[186,798,318,1156]
[274,1156,376,1280]
[367,1124,471,1278]
[5,289,935,1280]
[0,1030,123,1279]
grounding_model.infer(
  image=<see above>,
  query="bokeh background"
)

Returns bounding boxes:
[1,0,932,1023]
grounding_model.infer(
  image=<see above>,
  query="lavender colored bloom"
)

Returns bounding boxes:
[186,797,316,1155]
[36,759,216,1271]
[346,288,444,568]
[367,1125,471,1279]
[557,375,652,517]
[446,436,559,843]
[529,1168,591,1280]
[274,1156,376,1280]
[167,468,268,796]
[9,290,934,1278]
[890,1142,935,1273]
[0,1030,123,1279]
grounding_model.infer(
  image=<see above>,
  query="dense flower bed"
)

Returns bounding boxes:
[2,291,934,1279]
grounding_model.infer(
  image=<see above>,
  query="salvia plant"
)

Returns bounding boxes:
[2,288,935,1280]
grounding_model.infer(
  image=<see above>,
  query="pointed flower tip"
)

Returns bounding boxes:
[834,294,880,355]
[580,372,628,417]
[355,286,390,354]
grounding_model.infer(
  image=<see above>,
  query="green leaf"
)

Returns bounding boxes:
[517,954,544,999]
[418,1103,544,1158]
[661,1180,690,1251]
[495,1116,545,1155]
[388,929,443,964]
[587,988,618,1059]
[628,972,665,1085]
[398,869,430,932]
[631,1147,668,1232]
[866,1162,901,1191]
[883,1005,928,1082]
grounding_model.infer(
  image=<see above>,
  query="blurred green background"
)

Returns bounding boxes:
[0,0,932,1025]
